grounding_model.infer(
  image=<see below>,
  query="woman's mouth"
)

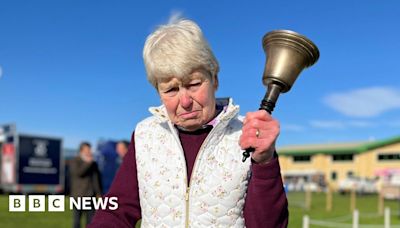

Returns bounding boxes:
[179,111,200,119]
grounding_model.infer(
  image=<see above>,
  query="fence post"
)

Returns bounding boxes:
[378,190,384,215]
[326,183,332,212]
[352,209,359,228]
[384,207,390,228]
[302,215,309,228]
[350,187,356,212]
[305,187,312,210]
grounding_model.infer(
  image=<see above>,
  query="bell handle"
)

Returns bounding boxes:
[242,83,282,162]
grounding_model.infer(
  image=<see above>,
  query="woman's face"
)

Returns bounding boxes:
[157,69,217,131]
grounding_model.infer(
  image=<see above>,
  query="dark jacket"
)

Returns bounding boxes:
[69,156,102,198]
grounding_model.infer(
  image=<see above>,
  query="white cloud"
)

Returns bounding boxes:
[347,120,377,128]
[168,10,184,24]
[323,87,400,117]
[281,123,305,132]
[310,120,346,129]
[309,119,378,129]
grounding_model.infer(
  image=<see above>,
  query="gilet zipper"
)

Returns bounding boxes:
[169,122,222,228]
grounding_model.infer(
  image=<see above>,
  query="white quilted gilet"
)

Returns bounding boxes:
[135,98,251,227]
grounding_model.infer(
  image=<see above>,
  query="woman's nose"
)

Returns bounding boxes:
[179,89,193,108]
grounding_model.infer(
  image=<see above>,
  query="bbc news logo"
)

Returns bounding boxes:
[9,195,118,212]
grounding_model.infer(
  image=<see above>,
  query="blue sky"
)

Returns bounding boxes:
[1,0,400,149]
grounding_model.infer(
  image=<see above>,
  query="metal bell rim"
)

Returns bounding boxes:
[262,30,320,67]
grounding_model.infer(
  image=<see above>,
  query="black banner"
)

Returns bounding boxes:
[18,135,62,185]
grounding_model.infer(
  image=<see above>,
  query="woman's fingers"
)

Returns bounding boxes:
[240,110,280,163]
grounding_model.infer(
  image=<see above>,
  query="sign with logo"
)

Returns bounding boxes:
[18,135,62,185]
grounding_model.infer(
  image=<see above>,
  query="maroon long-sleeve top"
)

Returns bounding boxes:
[89,126,288,228]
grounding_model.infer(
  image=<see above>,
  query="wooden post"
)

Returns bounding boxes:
[305,187,312,210]
[378,190,384,215]
[326,183,332,212]
[350,187,356,212]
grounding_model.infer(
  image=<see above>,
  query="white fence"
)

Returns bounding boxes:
[303,208,400,228]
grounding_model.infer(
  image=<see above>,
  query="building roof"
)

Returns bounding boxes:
[278,135,400,156]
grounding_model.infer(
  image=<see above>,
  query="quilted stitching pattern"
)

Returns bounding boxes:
[135,99,251,227]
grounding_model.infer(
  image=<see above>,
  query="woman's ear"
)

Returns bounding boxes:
[213,75,219,91]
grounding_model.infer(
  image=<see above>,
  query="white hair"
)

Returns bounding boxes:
[143,19,219,88]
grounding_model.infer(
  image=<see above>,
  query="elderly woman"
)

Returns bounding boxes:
[89,19,288,228]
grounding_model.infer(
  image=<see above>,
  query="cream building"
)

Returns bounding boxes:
[277,136,400,190]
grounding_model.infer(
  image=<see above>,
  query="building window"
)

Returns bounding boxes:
[378,153,400,161]
[331,171,337,180]
[347,171,353,177]
[293,155,311,162]
[332,153,353,161]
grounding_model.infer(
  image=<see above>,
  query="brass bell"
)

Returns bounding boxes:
[260,30,320,112]
[242,30,320,162]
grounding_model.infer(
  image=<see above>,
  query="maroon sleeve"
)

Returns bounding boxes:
[88,132,141,228]
[243,155,289,228]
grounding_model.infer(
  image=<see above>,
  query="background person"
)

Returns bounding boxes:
[116,140,129,164]
[70,142,102,228]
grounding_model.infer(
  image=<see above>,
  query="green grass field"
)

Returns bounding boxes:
[0,193,399,227]
[288,191,400,227]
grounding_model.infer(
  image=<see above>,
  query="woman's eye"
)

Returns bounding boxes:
[165,87,178,95]
[188,82,201,88]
